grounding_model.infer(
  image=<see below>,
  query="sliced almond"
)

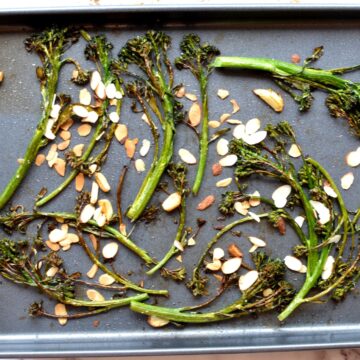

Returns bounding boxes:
[209,120,221,129]
[248,211,261,223]
[109,111,120,123]
[175,86,186,98]
[284,255,304,272]
[105,83,116,99]
[67,233,79,244]
[346,148,360,167]
[243,130,267,145]
[147,315,169,328]
[272,184,292,208]
[245,118,261,135]
[216,177,232,188]
[187,237,196,246]
[341,172,354,190]
[217,89,229,99]
[80,204,96,224]
[216,138,229,156]
[86,264,98,279]
[60,119,74,131]
[89,164,97,174]
[79,88,92,106]
[59,130,71,141]
[248,236,266,247]
[310,200,331,225]
[321,255,335,280]
[73,105,89,118]
[46,144,58,162]
[54,158,66,177]
[185,93,197,101]
[50,104,61,120]
[234,201,249,216]
[288,144,302,158]
[294,216,305,228]
[249,244,258,253]
[323,181,337,198]
[115,124,128,144]
[249,191,261,207]
[162,192,182,212]
[124,138,138,159]
[102,242,119,259]
[253,89,284,112]
[78,124,92,137]
[95,81,106,100]
[135,159,146,172]
[176,255,183,263]
[95,172,111,193]
[188,102,201,127]
[90,181,99,204]
[46,266,59,278]
[227,119,242,125]
[87,289,105,302]
[115,91,123,100]
[44,119,56,140]
[83,111,99,124]
[58,140,71,151]
[75,173,85,192]
[230,99,240,114]
[173,240,184,252]
[140,139,151,157]
[233,124,246,139]
[328,234,341,244]
[93,208,106,227]
[98,199,113,221]
[206,259,222,271]
[239,270,259,291]
[196,195,215,211]
[35,154,46,166]
[221,257,242,275]
[219,154,238,167]
[178,148,197,164]
[99,273,116,286]
[46,240,60,252]
[213,247,225,261]
[89,234,98,251]
[90,71,101,90]
[141,113,150,126]
[55,303,68,326]
[228,244,243,258]
[49,228,67,243]
[119,223,127,236]
[263,288,273,297]
[73,144,85,157]
[212,163,222,176]
[220,113,231,123]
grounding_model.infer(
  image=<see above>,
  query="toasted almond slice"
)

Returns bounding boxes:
[213,247,225,261]
[90,71,101,90]
[323,181,337,198]
[173,240,184,252]
[230,99,240,114]
[248,236,266,247]
[239,270,259,292]
[206,259,222,271]
[221,257,242,275]
[49,228,67,243]
[73,144,85,157]
[50,104,61,120]
[346,148,360,167]
[90,181,99,204]
[62,244,71,251]
[321,255,335,280]
[78,124,92,137]
[115,91,123,99]
[46,144,58,162]
[294,216,305,228]
[253,89,284,112]
[310,200,331,225]
[83,111,99,124]
[243,131,267,145]
[220,113,231,123]
[75,173,85,192]
[147,315,169,328]
[99,273,116,286]
[209,120,221,128]
[115,124,128,144]
[175,86,186,98]
[233,124,246,139]
[288,143,301,158]
[80,204,96,224]
[67,233,79,244]
[46,240,60,252]
[228,243,243,258]
[95,81,106,100]
[48,152,59,168]
[141,113,150,126]
[197,195,215,211]
[219,154,238,167]
[162,192,182,212]
[248,211,261,222]
[105,83,116,99]
[45,119,56,140]
[119,223,127,236]
[185,93,197,101]
[212,163,222,176]
[89,234,98,251]
[109,111,120,123]
[60,118,74,131]
[58,140,70,151]
[216,138,229,156]
[124,138,138,159]
[245,118,261,135]
[35,154,46,166]
[73,105,89,118]
[98,199,113,221]
[79,88,92,106]
[227,119,242,125]
[140,139,151,157]
[341,172,354,190]
[284,255,304,272]
[94,208,106,228]
[249,244,258,253]
[272,184,292,209]
[86,264,98,279]
[216,177,232,188]
[135,158,146,172]
[61,223,68,233]
[59,130,71,141]
[188,102,201,127]
[95,172,111,193]
[328,234,341,244]
[102,242,119,259]
[249,191,261,207]
[234,201,249,216]
[176,255,183,263]
[187,237,196,246]
[89,164,97,174]
[217,89,229,99]
[55,303,68,326]
[46,266,59,278]
[54,158,66,177]
[87,289,105,302]
[263,288,273,297]
[178,148,197,164]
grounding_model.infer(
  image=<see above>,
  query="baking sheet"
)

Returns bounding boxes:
[0,7,360,357]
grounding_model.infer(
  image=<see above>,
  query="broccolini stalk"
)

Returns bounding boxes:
[212,48,360,136]
[36,32,123,207]
[175,34,220,195]
[0,27,80,210]
[117,31,184,221]
[131,252,294,325]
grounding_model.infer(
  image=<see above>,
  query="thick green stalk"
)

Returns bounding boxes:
[192,73,208,195]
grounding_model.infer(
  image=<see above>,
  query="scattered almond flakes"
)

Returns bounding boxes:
[124,138,138,159]
[185,93,197,101]
[253,88,284,112]
[35,154,46,166]
[212,163,222,176]
[58,140,70,151]
[94,172,111,192]
[86,264,98,279]
[175,255,183,263]
[341,172,354,190]
[175,86,186,98]
[228,243,243,258]
[55,303,68,326]
[230,99,240,114]
[288,143,301,158]
[115,124,128,144]
[209,120,221,129]
[216,177,232,188]
[220,113,231,123]
[87,289,105,302]
[89,234,98,251]
[188,102,201,127]
[75,173,85,192]
[60,119,74,131]
[73,144,85,157]
[217,89,229,100]
[197,195,215,211]
[54,158,66,177]
[60,130,71,141]
[45,240,60,252]
[78,124,92,137]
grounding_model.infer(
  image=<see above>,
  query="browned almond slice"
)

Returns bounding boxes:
[102,242,119,259]
[230,99,240,114]
[58,140,70,151]
[147,315,169,328]
[60,118,74,131]
[124,138,138,159]
[60,130,71,141]
[75,173,85,192]
[228,243,243,258]
[206,259,222,271]
[46,266,59,277]
[94,172,111,192]
[55,303,68,326]
[220,113,231,123]
[185,93,197,101]
[212,163,222,176]
[221,257,242,274]
[99,273,116,286]
[216,177,232,188]
[253,88,284,112]
[54,158,66,177]
[78,124,92,137]
[87,289,105,302]
[188,102,201,127]
[115,124,128,144]
[86,264,98,279]
[35,154,46,166]
[89,234,98,250]
[209,120,221,128]
[98,199,113,221]
[79,88,92,106]
[249,191,261,207]
[217,89,229,99]
[67,233,79,244]
[175,86,186,98]
[46,240,60,252]
[197,195,215,211]
[162,192,181,212]
[73,144,85,157]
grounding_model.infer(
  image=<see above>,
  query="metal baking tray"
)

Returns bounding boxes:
[1,4,360,357]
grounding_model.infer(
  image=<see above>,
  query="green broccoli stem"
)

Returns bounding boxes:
[192,73,208,195]
[126,91,175,222]
[146,196,186,275]
[0,63,59,210]
[211,56,350,90]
